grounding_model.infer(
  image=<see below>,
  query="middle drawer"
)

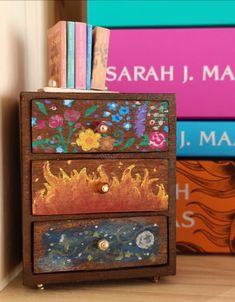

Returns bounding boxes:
[32,159,169,215]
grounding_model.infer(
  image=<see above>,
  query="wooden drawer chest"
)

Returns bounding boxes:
[20,92,176,288]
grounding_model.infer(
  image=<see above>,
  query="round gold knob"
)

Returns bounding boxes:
[101,183,109,193]
[99,122,108,133]
[97,239,110,251]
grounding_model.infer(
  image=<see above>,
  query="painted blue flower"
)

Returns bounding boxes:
[112,114,122,122]
[103,111,111,117]
[123,122,132,131]
[119,106,129,116]
[64,99,74,107]
[126,116,131,121]
[164,126,169,133]
[107,102,119,111]
[31,117,37,127]
[56,146,64,153]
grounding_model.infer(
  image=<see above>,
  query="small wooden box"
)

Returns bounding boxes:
[20,92,176,287]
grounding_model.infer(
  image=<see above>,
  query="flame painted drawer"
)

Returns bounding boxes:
[33,216,167,273]
[32,159,168,215]
[31,99,169,153]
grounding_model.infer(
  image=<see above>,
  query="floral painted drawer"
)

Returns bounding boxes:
[32,159,169,215]
[33,216,167,273]
[31,99,169,153]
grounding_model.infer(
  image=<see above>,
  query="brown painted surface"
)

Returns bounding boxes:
[20,92,176,287]
[31,98,169,153]
[32,159,168,215]
[33,216,167,273]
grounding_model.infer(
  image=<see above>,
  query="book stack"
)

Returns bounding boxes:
[88,0,235,254]
[47,21,110,91]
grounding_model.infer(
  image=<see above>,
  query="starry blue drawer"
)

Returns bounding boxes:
[33,216,167,273]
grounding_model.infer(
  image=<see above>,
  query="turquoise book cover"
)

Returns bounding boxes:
[67,21,75,88]
[86,24,92,90]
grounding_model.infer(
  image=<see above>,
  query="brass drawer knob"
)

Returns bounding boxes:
[97,183,110,193]
[99,122,108,133]
[97,239,110,251]
[101,183,109,193]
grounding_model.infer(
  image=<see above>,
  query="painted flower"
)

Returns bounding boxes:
[99,136,115,151]
[64,109,81,122]
[107,102,119,111]
[74,122,81,129]
[76,129,101,151]
[31,117,37,127]
[103,111,111,117]
[63,99,74,107]
[37,120,46,129]
[123,122,132,131]
[119,106,129,116]
[148,131,167,150]
[56,146,64,153]
[48,115,63,128]
[112,114,122,122]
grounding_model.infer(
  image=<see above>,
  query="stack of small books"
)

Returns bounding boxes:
[47,21,110,91]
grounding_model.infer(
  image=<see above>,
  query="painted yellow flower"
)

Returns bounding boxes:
[76,129,101,151]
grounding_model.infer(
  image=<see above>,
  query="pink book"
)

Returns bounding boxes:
[75,22,87,89]
[107,28,235,118]
[47,21,66,88]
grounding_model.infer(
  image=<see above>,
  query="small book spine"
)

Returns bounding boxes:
[91,27,110,90]
[67,21,75,88]
[60,21,67,88]
[75,22,87,89]
[86,24,93,90]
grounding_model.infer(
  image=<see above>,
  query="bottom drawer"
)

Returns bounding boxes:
[34,216,168,273]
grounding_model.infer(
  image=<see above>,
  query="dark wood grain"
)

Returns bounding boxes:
[20,92,176,287]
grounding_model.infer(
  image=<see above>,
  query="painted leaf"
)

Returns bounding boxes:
[139,134,149,146]
[35,101,48,115]
[85,105,99,117]
[121,137,136,150]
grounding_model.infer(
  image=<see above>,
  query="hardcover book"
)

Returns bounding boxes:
[91,26,110,90]
[75,22,87,89]
[107,28,235,118]
[67,21,75,88]
[86,24,93,90]
[177,121,235,157]
[176,160,235,254]
[88,0,235,28]
[47,21,66,88]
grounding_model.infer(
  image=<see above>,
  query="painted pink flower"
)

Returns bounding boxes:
[74,122,81,129]
[48,115,63,128]
[148,131,167,150]
[64,109,81,122]
[37,120,46,129]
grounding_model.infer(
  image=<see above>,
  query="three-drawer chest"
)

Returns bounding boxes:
[20,92,176,288]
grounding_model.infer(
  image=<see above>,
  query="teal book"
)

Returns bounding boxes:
[88,0,235,27]
[67,21,75,88]
[86,24,92,90]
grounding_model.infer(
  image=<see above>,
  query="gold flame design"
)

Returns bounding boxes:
[33,161,168,215]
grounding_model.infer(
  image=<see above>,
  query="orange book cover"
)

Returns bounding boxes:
[91,27,110,90]
[176,160,235,254]
[47,21,66,88]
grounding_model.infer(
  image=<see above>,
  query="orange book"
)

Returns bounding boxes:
[91,27,110,90]
[176,160,235,254]
[47,21,66,88]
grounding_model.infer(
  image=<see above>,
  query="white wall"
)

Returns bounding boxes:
[0,0,55,291]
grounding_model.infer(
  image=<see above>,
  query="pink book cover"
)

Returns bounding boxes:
[75,22,87,89]
[107,28,235,119]
[47,21,66,88]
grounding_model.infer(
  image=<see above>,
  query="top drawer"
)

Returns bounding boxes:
[31,98,170,153]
